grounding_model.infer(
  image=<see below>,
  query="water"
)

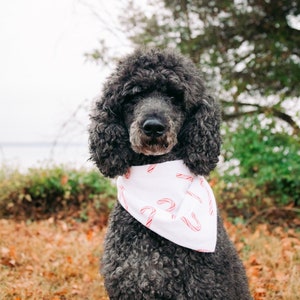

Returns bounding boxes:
[0,142,94,171]
[0,142,231,173]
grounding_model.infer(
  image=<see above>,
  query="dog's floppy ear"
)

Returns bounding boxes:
[89,100,132,178]
[178,94,221,176]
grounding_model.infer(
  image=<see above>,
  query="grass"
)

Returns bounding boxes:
[1,217,299,300]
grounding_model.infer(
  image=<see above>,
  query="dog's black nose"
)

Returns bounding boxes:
[142,118,166,137]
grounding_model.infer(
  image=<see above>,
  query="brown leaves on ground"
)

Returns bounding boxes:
[225,221,300,300]
[1,217,299,300]
[0,218,108,300]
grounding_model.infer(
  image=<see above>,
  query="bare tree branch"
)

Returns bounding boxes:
[222,100,300,136]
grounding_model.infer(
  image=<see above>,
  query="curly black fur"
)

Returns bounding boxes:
[89,48,252,299]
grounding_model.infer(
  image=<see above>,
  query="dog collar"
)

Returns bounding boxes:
[117,160,217,252]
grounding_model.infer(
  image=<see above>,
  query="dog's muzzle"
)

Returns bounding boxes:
[129,116,177,156]
[128,94,183,156]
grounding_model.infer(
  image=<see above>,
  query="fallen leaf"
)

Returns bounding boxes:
[66,256,73,264]
[86,229,94,241]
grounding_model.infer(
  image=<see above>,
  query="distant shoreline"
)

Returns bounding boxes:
[0,142,91,170]
[0,142,86,147]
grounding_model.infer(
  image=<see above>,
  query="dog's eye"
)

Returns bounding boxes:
[122,101,136,119]
[170,96,184,107]
[125,94,141,106]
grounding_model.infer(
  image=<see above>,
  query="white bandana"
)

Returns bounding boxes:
[117,160,217,252]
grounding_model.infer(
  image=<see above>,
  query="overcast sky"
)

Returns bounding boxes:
[3,0,298,145]
[0,0,127,144]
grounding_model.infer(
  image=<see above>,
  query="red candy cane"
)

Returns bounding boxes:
[140,206,156,228]
[147,164,157,173]
[124,169,130,179]
[176,173,194,182]
[157,198,176,212]
[157,198,176,219]
[181,212,201,232]
[199,177,214,215]
[118,185,129,211]
[197,248,211,253]
[186,190,202,203]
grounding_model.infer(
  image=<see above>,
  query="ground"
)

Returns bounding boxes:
[0,216,299,300]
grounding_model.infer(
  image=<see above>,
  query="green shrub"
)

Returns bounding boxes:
[0,165,116,222]
[210,171,271,221]
[222,115,300,206]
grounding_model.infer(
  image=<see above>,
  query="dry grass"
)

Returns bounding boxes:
[1,217,299,300]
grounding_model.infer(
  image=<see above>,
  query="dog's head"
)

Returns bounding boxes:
[89,48,221,177]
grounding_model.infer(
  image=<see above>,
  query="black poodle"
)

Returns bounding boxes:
[89,48,252,299]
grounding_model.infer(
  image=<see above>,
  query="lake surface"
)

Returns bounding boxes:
[0,142,94,171]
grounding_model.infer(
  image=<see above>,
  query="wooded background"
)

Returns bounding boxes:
[86,0,300,209]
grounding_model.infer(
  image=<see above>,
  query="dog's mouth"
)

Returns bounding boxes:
[131,137,175,156]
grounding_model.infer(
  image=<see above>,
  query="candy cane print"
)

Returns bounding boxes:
[197,249,211,253]
[199,177,214,215]
[118,185,129,211]
[157,198,176,212]
[181,212,201,232]
[124,169,131,179]
[140,206,156,228]
[186,190,202,203]
[176,173,194,182]
[147,164,157,173]
[157,198,176,219]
